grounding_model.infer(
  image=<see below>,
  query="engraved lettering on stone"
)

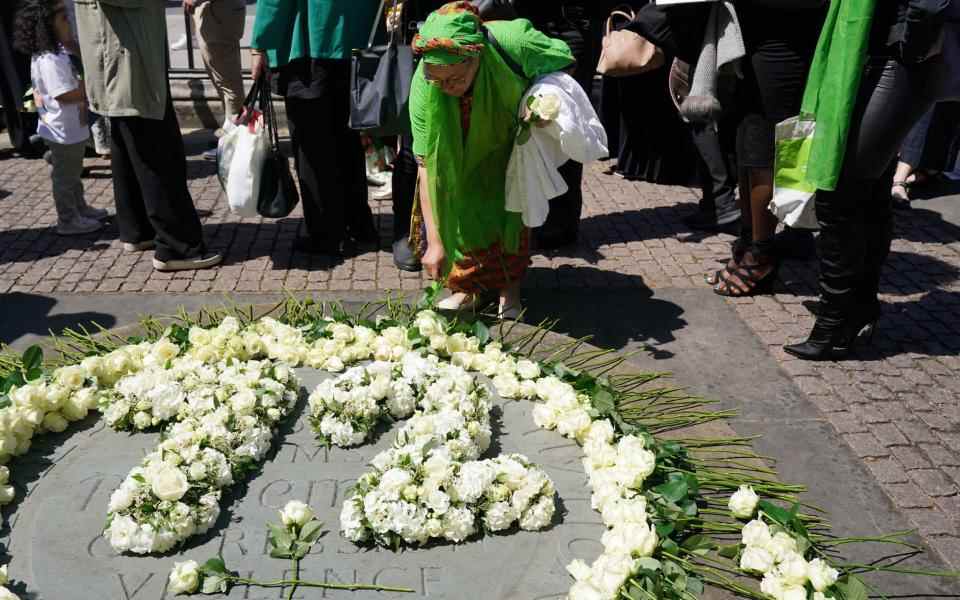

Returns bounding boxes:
[117,572,155,600]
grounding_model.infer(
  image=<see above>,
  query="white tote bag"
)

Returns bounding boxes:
[217,115,270,217]
[769,115,819,230]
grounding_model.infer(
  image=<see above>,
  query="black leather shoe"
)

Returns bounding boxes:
[393,238,421,272]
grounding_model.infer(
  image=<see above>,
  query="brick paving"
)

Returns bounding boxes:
[1,141,959,567]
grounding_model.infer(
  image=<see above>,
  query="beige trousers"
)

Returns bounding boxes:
[194,0,246,120]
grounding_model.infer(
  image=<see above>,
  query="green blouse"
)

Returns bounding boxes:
[251,0,379,68]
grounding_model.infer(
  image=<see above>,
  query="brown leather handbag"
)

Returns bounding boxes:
[596,8,665,77]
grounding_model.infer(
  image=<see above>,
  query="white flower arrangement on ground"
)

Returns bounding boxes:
[0,564,21,599]
[307,361,416,447]
[103,359,299,554]
[340,358,556,547]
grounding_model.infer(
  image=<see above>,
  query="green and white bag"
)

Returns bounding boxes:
[769,0,876,230]
[770,115,819,229]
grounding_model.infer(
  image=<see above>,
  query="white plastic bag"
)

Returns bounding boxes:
[769,115,819,230]
[217,114,269,217]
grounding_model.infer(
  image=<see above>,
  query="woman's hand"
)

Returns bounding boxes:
[251,50,270,81]
[422,242,446,281]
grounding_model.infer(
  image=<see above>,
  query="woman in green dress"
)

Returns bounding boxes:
[410,1,574,318]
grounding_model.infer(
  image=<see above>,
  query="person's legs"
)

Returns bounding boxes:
[48,140,90,226]
[194,0,246,120]
[113,99,206,261]
[332,62,376,243]
[391,133,422,271]
[110,116,155,244]
[686,121,738,230]
[536,159,583,248]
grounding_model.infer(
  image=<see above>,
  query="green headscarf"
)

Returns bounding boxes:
[412,2,486,65]
[409,5,574,270]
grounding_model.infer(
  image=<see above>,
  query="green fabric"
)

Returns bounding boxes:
[409,18,573,269]
[800,0,876,191]
[414,8,485,64]
[251,0,379,68]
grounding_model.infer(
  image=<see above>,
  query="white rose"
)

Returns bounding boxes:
[739,545,775,574]
[781,586,808,600]
[741,519,772,548]
[515,359,540,380]
[568,581,605,600]
[0,467,8,485]
[768,531,799,562]
[150,464,189,501]
[759,572,784,600]
[0,564,8,586]
[108,483,136,513]
[813,593,835,600]
[280,500,314,528]
[566,559,592,581]
[168,560,200,595]
[107,514,138,551]
[491,374,520,399]
[0,485,14,504]
[533,93,561,121]
[188,462,207,481]
[133,411,152,430]
[0,588,20,600]
[152,339,180,363]
[42,412,68,433]
[807,558,839,592]
[778,551,810,587]
[728,484,759,519]
[56,365,87,389]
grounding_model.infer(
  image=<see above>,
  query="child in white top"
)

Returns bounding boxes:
[14,0,108,235]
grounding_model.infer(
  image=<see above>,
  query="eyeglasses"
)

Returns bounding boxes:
[424,73,469,89]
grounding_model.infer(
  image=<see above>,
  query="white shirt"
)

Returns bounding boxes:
[31,49,89,145]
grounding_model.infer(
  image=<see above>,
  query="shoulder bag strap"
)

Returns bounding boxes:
[482,25,527,81]
[367,0,388,48]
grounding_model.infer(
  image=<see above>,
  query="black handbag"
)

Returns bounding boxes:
[471,0,518,21]
[349,0,415,136]
[256,79,300,219]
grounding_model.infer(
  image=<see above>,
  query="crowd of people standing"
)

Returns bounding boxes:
[5,0,959,362]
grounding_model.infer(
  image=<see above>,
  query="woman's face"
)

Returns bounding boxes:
[52,3,73,45]
[423,57,480,97]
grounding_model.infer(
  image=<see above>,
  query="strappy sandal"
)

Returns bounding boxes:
[713,254,778,297]
[891,180,911,210]
[705,238,749,286]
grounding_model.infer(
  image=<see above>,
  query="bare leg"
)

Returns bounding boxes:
[714,168,777,296]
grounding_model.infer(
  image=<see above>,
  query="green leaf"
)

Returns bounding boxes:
[681,534,714,555]
[591,388,615,415]
[25,367,43,382]
[517,127,531,145]
[298,519,325,545]
[22,345,42,372]
[758,500,793,527]
[655,521,675,539]
[634,557,661,573]
[685,576,704,595]
[717,543,741,559]
[660,538,679,554]
[292,539,312,560]
[267,522,293,554]
[835,574,868,600]
[654,479,688,503]
[201,574,229,594]
[269,546,292,559]
[201,557,228,575]
[526,95,536,108]
[473,321,490,345]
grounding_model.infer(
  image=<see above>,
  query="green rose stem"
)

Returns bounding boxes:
[223,576,415,594]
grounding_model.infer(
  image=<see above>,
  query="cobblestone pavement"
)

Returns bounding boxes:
[1,141,959,567]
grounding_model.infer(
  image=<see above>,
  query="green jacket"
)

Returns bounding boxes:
[251,0,380,67]
[74,0,168,120]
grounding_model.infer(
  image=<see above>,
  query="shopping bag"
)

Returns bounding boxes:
[769,115,819,230]
[349,0,414,136]
[256,79,300,219]
[217,80,269,217]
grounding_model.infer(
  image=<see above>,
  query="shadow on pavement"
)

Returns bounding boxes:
[0,292,116,346]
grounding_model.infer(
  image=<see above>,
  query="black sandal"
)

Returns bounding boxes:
[705,238,749,286]
[713,255,778,297]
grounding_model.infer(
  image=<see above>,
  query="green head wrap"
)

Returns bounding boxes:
[412,2,486,65]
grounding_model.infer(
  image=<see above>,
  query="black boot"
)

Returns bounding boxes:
[784,313,858,361]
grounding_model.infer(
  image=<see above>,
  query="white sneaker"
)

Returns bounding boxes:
[57,215,103,236]
[80,206,110,220]
[169,34,197,51]
[123,240,156,252]
[153,252,222,272]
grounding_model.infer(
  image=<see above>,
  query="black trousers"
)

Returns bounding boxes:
[690,121,738,219]
[815,58,939,315]
[284,61,374,247]
[392,133,418,242]
[110,96,205,262]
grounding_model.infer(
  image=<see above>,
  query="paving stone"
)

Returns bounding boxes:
[908,469,960,497]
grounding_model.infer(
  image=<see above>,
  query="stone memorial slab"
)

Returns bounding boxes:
[5,368,606,600]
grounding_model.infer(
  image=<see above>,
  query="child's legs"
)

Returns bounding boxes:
[47,140,87,222]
